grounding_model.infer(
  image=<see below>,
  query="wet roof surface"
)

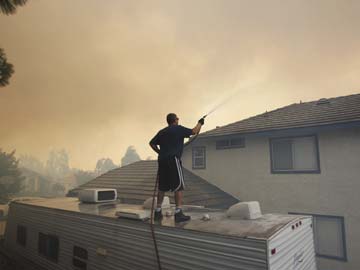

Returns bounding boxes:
[13,197,305,239]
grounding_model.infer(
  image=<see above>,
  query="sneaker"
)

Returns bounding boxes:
[154,210,163,221]
[174,210,191,223]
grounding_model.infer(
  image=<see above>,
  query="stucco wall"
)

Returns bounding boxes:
[182,127,360,270]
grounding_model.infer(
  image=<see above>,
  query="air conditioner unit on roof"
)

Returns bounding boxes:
[79,188,117,203]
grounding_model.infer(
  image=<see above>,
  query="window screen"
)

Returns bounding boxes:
[314,216,347,260]
[216,137,245,149]
[73,258,87,270]
[230,138,245,147]
[192,147,206,169]
[270,136,319,173]
[73,246,88,270]
[272,139,293,170]
[74,246,88,260]
[38,233,59,262]
[216,140,230,149]
[38,233,47,256]
[17,225,27,246]
[47,235,59,261]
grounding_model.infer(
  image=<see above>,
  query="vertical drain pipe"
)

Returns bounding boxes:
[150,172,162,270]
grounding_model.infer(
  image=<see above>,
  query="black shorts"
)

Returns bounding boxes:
[158,156,185,192]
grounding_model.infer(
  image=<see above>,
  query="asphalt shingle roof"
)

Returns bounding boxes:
[200,93,360,138]
[69,160,239,209]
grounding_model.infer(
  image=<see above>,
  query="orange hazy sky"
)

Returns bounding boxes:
[1,0,359,170]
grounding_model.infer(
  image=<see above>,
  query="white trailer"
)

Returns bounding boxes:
[2,197,316,270]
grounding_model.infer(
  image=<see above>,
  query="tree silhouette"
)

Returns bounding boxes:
[95,158,117,175]
[18,154,45,174]
[73,170,96,186]
[0,48,14,87]
[0,0,27,15]
[45,149,70,180]
[0,0,28,86]
[0,149,24,202]
[121,146,141,167]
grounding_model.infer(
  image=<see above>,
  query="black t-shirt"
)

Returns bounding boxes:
[150,125,193,160]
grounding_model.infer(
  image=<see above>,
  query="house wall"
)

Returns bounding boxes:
[182,127,360,270]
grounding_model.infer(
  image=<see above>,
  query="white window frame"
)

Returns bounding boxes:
[269,135,320,174]
[192,146,206,169]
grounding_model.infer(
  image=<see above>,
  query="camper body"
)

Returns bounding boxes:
[2,197,316,270]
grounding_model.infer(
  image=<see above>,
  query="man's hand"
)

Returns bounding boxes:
[198,117,205,125]
[149,143,160,154]
[192,117,204,135]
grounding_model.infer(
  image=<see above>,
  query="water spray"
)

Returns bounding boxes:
[186,88,244,146]
[201,87,244,119]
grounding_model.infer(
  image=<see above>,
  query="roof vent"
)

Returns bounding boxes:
[79,188,117,203]
[316,98,330,105]
[226,201,262,220]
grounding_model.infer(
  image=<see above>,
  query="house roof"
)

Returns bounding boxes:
[68,160,239,209]
[200,93,360,138]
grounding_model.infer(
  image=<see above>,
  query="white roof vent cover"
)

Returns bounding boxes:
[226,201,262,220]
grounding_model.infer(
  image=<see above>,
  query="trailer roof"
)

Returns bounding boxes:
[12,197,307,239]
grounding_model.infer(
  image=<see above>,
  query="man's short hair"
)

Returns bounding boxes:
[166,113,177,125]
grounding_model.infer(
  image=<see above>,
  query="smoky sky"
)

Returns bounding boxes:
[1,0,360,169]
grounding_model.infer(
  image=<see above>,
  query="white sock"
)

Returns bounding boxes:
[175,208,181,214]
[155,208,162,212]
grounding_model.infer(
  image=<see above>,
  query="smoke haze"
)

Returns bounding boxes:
[1,0,360,169]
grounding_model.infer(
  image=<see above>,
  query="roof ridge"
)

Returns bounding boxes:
[201,102,298,135]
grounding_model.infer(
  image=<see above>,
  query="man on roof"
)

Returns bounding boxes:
[149,113,204,223]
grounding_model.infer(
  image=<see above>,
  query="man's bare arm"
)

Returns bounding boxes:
[191,117,205,135]
[192,122,202,135]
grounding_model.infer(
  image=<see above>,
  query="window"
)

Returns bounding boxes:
[38,233,59,262]
[289,213,347,261]
[216,137,245,149]
[270,135,320,173]
[73,258,87,270]
[314,215,347,261]
[73,246,88,270]
[192,147,206,169]
[17,225,27,247]
[74,246,88,260]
